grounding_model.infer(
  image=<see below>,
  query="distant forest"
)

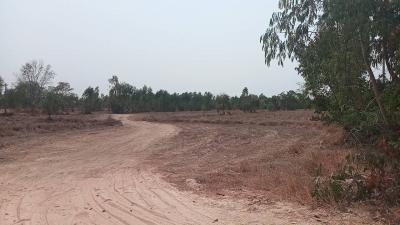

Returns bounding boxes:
[0,60,310,117]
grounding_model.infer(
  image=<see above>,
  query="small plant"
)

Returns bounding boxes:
[312,155,369,204]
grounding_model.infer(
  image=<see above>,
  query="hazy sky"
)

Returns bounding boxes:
[0,0,302,96]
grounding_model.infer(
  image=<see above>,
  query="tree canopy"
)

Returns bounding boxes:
[17,60,56,110]
[81,86,101,114]
[261,0,400,127]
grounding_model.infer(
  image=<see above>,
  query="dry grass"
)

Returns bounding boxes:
[134,110,351,205]
[0,113,121,149]
[135,110,316,127]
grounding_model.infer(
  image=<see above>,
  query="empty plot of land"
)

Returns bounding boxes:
[134,110,348,203]
[0,112,379,224]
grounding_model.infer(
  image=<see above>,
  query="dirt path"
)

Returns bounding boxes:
[0,115,374,225]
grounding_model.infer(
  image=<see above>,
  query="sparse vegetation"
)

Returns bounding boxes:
[0,113,121,150]
[134,110,349,205]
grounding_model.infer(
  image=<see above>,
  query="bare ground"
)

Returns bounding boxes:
[0,112,382,224]
[133,110,350,203]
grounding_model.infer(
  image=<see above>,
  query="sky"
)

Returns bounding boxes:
[0,0,302,96]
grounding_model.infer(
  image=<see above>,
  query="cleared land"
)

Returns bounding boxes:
[0,111,382,224]
[133,110,349,204]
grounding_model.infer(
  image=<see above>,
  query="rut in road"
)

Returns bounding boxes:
[0,115,371,225]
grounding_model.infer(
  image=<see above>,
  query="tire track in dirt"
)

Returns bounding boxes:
[110,175,172,222]
[0,114,375,225]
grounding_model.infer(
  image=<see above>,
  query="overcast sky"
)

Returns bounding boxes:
[0,0,302,96]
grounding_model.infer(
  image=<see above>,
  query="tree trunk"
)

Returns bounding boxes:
[3,84,7,115]
[384,46,400,84]
[359,32,388,125]
[386,60,399,83]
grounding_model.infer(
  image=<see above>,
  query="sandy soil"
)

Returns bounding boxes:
[0,114,380,224]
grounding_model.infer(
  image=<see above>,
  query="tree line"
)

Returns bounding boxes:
[107,75,310,114]
[0,61,310,118]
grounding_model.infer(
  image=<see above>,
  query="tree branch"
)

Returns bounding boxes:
[358,32,388,125]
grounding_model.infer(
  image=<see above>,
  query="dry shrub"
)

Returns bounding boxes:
[320,124,346,146]
[284,175,313,203]
[304,149,348,176]
[193,159,316,204]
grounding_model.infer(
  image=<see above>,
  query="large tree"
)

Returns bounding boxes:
[261,0,400,126]
[0,76,4,94]
[261,0,400,204]
[53,82,78,112]
[108,76,135,113]
[17,60,55,110]
[240,87,250,112]
[81,86,100,114]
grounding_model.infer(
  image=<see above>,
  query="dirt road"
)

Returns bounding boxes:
[0,115,375,225]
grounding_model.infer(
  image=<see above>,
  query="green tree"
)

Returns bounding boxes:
[54,82,78,112]
[248,94,259,113]
[240,87,250,112]
[108,76,135,113]
[17,60,55,111]
[240,87,260,112]
[10,82,30,108]
[155,90,173,112]
[41,88,61,119]
[230,96,240,109]
[202,92,214,111]
[261,0,400,204]
[0,76,3,94]
[261,0,399,126]
[100,94,110,111]
[81,86,100,114]
[0,76,4,113]
[216,94,230,114]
